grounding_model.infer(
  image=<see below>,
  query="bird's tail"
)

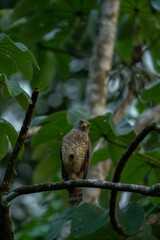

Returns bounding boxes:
[68,187,82,206]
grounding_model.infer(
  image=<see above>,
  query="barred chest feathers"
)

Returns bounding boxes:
[61,129,89,180]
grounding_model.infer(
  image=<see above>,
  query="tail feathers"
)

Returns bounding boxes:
[68,187,82,207]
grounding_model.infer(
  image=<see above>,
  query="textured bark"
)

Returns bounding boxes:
[84,0,120,204]
[2,177,160,204]
[0,204,14,240]
[3,89,39,190]
[0,89,39,239]
[86,0,120,117]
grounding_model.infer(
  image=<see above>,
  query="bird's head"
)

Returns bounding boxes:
[74,120,90,132]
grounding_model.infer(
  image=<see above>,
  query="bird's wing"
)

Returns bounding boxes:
[60,147,69,180]
[80,139,91,179]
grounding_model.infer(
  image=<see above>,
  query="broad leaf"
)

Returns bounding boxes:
[32,49,56,91]
[32,111,71,146]
[67,107,90,125]
[91,144,110,165]
[142,81,160,105]
[0,130,9,160]
[55,53,71,82]
[0,33,39,79]
[118,203,145,235]
[0,73,32,110]
[121,153,150,184]
[11,0,52,21]
[46,207,75,240]
[89,113,116,143]
[32,140,61,183]
[128,224,158,240]
[107,142,125,163]
[0,118,24,159]
[0,51,14,78]
[71,203,109,238]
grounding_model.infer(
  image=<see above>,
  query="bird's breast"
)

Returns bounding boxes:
[61,130,88,178]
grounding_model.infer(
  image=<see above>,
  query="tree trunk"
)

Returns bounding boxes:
[86,0,120,117]
[0,202,14,240]
[84,0,121,203]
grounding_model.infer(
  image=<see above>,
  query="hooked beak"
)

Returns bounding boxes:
[82,122,89,129]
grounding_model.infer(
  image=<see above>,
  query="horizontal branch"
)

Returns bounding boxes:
[1,179,160,206]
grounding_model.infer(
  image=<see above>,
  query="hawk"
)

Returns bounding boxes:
[60,120,91,206]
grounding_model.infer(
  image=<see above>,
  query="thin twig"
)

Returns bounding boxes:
[105,137,160,167]
[113,68,135,123]
[146,213,160,226]
[109,122,160,237]
[1,179,160,206]
[3,89,39,190]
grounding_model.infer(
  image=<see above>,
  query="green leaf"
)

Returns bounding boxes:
[142,81,160,105]
[89,113,116,143]
[116,13,133,63]
[15,42,39,70]
[32,111,70,146]
[55,53,71,82]
[71,203,109,238]
[114,122,136,146]
[121,153,150,184]
[107,122,136,163]
[118,203,145,235]
[67,107,90,125]
[107,142,125,163]
[15,91,31,111]
[128,224,158,240]
[91,145,110,165]
[0,33,39,79]
[32,49,56,91]
[0,118,24,159]
[0,130,9,160]
[32,140,61,183]
[11,0,55,21]
[0,51,15,78]
[46,208,75,240]
[32,111,71,169]
[0,73,32,110]
[19,11,60,47]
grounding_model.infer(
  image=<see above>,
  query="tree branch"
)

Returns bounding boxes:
[3,88,39,190]
[146,212,160,226]
[109,122,160,237]
[113,68,135,123]
[1,179,160,206]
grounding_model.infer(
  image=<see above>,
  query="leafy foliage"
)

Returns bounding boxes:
[0,118,24,160]
[0,0,160,239]
[0,73,32,110]
[118,203,145,235]
[0,33,39,79]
